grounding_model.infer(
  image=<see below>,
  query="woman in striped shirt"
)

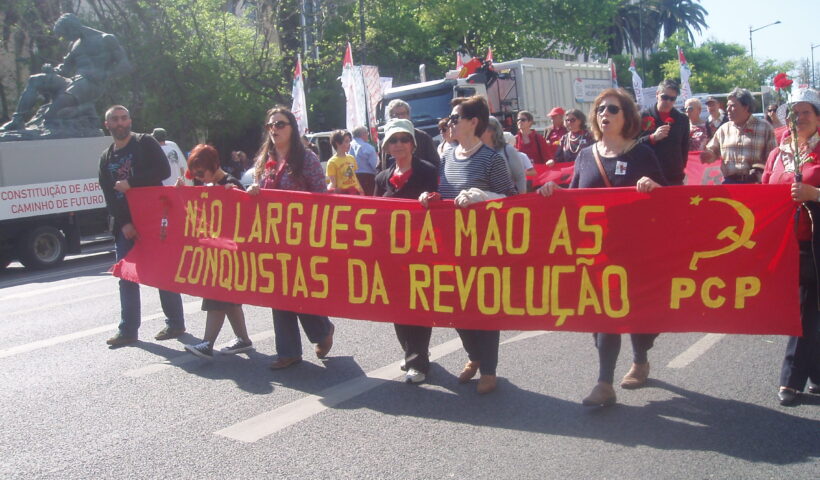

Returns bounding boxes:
[420,95,517,394]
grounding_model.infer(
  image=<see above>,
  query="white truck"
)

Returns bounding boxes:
[0,136,113,270]
[378,57,612,137]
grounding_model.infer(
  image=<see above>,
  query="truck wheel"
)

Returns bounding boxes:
[17,226,67,269]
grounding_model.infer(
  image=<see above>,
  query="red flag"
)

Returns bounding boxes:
[343,42,353,69]
[609,59,618,88]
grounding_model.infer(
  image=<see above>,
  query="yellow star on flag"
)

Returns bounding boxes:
[690,195,703,206]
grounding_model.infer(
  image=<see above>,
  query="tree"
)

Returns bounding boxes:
[656,0,708,42]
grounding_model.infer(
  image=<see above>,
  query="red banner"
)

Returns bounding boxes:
[114,185,800,335]
[531,163,575,187]
[684,151,724,185]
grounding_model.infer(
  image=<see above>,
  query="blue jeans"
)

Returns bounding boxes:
[115,231,185,338]
[271,309,332,358]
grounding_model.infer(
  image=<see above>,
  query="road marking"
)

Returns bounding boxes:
[0,300,201,359]
[123,330,276,377]
[0,276,112,301]
[500,330,550,345]
[0,260,113,290]
[7,293,113,317]
[666,333,726,369]
[215,330,552,443]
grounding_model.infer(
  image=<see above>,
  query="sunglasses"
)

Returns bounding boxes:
[448,114,462,125]
[767,108,777,113]
[660,94,678,102]
[266,120,291,130]
[388,135,413,144]
[566,117,578,123]
[596,104,622,115]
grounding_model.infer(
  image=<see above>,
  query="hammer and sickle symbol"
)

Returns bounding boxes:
[689,197,756,271]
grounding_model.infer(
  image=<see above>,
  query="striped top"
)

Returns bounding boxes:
[438,144,517,199]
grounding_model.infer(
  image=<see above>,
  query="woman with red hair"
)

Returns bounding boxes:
[179,144,254,359]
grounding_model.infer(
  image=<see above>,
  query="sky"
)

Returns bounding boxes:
[694,0,817,67]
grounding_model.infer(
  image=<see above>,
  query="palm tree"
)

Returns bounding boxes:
[655,0,708,42]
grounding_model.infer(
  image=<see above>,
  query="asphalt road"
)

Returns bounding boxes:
[1,252,818,479]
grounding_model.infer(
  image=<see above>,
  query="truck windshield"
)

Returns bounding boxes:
[407,90,453,125]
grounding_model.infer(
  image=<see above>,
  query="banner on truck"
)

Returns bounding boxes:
[0,178,104,220]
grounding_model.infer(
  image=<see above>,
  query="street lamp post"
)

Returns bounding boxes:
[812,43,820,89]
[749,21,782,60]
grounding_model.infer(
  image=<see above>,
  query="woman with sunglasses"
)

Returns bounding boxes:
[178,145,254,359]
[437,117,456,157]
[515,110,550,164]
[538,88,667,407]
[375,119,439,384]
[420,95,518,394]
[766,103,788,141]
[553,108,594,164]
[247,106,335,369]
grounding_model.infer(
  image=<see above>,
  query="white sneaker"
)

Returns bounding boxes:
[405,368,426,384]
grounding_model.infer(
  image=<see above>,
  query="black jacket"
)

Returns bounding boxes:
[374,156,438,199]
[637,105,690,185]
[98,133,171,230]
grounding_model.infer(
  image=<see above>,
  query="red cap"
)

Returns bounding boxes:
[548,107,565,117]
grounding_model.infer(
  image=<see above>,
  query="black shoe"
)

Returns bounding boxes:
[220,338,253,355]
[778,388,798,406]
[807,384,820,395]
[155,326,186,340]
[185,341,213,359]
[106,332,137,347]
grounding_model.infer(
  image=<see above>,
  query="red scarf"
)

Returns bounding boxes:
[389,168,413,190]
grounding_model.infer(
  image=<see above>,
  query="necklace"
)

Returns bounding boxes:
[567,131,585,154]
[457,140,482,157]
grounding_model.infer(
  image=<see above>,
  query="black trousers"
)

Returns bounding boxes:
[394,324,432,373]
[780,245,820,390]
[595,333,658,384]
[456,329,500,376]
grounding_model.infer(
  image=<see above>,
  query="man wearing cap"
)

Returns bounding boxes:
[543,107,567,162]
[152,127,186,186]
[637,79,690,185]
[704,96,728,139]
[383,99,440,169]
[701,87,776,184]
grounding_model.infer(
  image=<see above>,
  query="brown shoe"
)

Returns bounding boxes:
[154,326,186,341]
[315,322,335,359]
[457,361,480,383]
[106,332,137,347]
[582,382,616,406]
[269,356,302,370]
[477,374,497,394]
[620,362,650,389]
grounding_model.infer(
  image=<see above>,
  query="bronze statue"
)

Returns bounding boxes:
[0,13,132,141]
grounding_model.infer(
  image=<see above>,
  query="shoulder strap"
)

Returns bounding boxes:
[592,144,613,188]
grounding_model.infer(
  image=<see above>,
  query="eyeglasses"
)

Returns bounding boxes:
[566,117,578,123]
[767,108,777,113]
[596,104,622,115]
[660,94,678,102]
[266,120,291,130]
[387,135,413,144]
[449,114,461,125]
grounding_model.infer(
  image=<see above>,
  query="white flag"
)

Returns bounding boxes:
[290,54,309,135]
[678,47,692,101]
[629,56,644,107]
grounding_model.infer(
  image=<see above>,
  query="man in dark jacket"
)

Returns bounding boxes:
[637,79,690,185]
[99,105,185,346]
[382,99,440,169]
